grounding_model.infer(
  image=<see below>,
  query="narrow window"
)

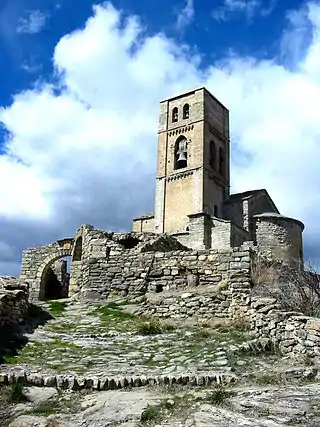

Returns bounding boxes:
[210,141,216,170]
[214,205,218,217]
[172,107,178,123]
[174,136,188,169]
[219,147,225,177]
[183,103,189,119]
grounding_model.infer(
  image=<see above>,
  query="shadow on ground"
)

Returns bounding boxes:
[0,304,53,363]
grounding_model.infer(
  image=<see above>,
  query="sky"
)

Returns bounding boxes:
[0,0,320,275]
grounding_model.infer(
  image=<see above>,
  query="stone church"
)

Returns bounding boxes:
[19,87,305,301]
[132,87,304,264]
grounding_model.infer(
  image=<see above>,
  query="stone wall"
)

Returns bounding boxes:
[173,214,248,252]
[0,277,29,329]
[231,293,320,358]
[254,213,304,267]
[79,244,251,321]
[20,239,74,300]
[132,214,155,233]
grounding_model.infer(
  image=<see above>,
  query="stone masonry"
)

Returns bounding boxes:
[133,88,305,266]
[0,277,29,329]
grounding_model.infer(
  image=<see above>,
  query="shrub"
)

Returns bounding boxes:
[137,320,163,335]
[255,374,279,386]
[252,255,320,317]
[140,405,159,422]
[8,379,28,403]
[206,387,234,405]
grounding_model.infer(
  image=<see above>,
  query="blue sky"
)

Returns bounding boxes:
[0,0,308,106]
[0,0,320,275]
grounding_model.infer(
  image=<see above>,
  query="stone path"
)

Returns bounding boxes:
[1,300,253,378]
[2,300,320,426]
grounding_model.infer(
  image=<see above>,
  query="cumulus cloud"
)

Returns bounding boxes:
[212,0,277,22]
[1,1,320,275]
[17,10,47,34]
[176,0,195,30]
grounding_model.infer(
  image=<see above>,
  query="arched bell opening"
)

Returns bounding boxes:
[174,135,188,170]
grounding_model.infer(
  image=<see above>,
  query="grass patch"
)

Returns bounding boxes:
[2,338,79,367]
[137,320,163,335]
[197,329,211,339]
[136,319,176,335]
[92,305,136,321]
[205,387,235,406]
[3,355,19,364]
[32,402,57,415]
[139,399,177,425]
[85,360,95,368]
[140,405,160,423]
[47,301,67,315]
[255,374,279,386]
[8,379,28,403]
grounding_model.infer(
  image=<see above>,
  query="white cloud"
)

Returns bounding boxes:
[212,0,277,22]
[176,0,195,30]
[1,1,320,274]
[17,10,47,34]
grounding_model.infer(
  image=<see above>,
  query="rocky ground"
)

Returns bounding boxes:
[1,299,320,426]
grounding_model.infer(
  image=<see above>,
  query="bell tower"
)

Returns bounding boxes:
[154,87,230,234]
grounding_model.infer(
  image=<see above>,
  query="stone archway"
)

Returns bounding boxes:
[38,249,72,299]
[20,238,74,300]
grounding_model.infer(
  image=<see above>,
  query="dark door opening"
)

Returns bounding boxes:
[43,257,71,300]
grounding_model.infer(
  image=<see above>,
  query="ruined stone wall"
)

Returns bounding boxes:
[0,277,29,329]
[247,297,320,358]
[136,247,251,320]
[79,242,251,320]
[20,239,73,300]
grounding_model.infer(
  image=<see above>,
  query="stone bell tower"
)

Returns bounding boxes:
[154,87,230,234]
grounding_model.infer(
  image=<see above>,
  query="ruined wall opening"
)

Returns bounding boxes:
[118,237,140,249]
[40,256,71,300]
[156,284,164,293]
[72,237,82,261]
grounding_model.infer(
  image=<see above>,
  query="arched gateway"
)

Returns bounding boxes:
[20,238,75,300]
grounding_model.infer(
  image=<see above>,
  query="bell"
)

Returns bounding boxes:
[177,151,187,162]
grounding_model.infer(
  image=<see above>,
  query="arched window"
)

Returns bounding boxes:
[72,236,82,261]
[174,136,188,169]
[183,103,189,119]
[219,147,225,177]
[210,141,216,170]
[172,107,178,123]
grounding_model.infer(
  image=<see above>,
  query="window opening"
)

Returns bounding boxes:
[210,141,216,170]
[219,147,225,177]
